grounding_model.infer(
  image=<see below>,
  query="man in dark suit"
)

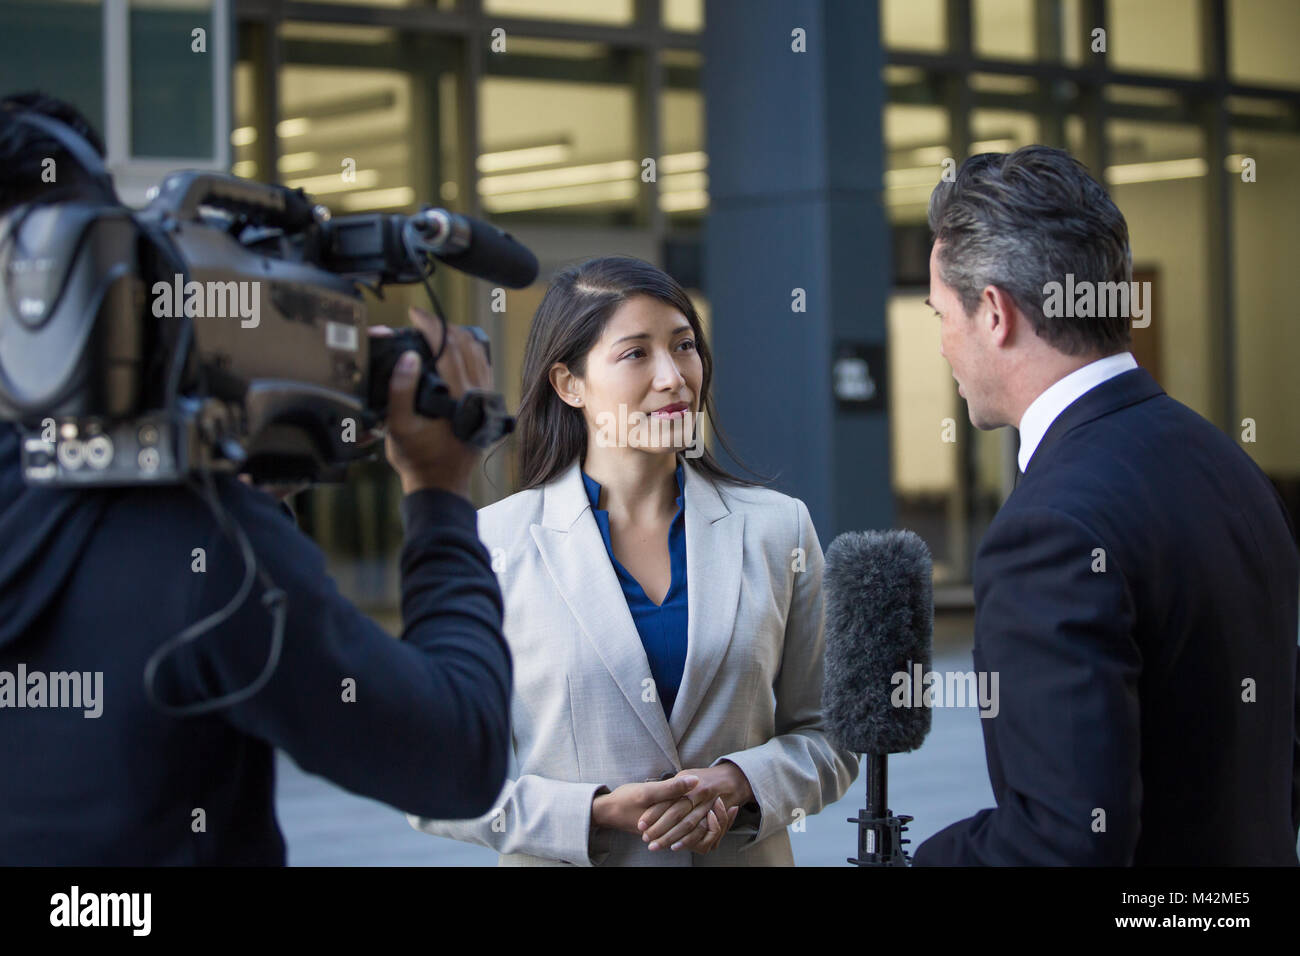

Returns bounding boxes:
[912,146,1300,865]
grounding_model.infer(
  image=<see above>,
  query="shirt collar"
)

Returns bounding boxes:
[1017,351,1138,472]
[581,460,686,512]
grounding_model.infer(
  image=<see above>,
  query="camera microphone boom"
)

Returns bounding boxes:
[317,204,538,289]
[0,114,538,488]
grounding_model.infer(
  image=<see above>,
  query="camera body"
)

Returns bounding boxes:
[0,168,530,486]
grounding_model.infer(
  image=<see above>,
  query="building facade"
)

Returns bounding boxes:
[4,0,1297,611]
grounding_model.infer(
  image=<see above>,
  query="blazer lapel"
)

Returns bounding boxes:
[530,459,679,767]
[668,463,744,742]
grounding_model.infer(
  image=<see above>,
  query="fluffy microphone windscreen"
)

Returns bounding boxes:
[822,529,933,755]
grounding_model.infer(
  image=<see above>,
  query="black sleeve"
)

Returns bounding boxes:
[173,478,512,820]
[912,506,1143,866]
[1292,650,1300,844]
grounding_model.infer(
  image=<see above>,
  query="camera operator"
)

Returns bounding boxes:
[0,93,513,865]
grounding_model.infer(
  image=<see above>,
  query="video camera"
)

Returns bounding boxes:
[0,111,537,487]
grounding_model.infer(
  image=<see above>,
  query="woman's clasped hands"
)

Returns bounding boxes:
[593,762,751,855]
[642,764,750,854]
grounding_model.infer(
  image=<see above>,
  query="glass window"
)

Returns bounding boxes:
[884,104,950,223]
[663,0,703,33]
[277,64,417,215]
[492,280,548,492]
[974,0,1035,62]
[884,103,959,578]
[1066,114,1089,156]
[230,59,256,179]
[1105,85,1183,109]
[889,294,964,582]
[479,38,638,224]
[280,24,468,322]
[661,86,707,223]
[970,109,1039,154]
[1231,126,1300,483]
[970,0,1088,65]
[882,0,946,53]
[483,0,634,26]
[272,25,465,606]
[1105,0,1202,77]
[1106,119,1211,418]
[130,0,215,158]
[0,0,104,135]
[1229,0,1300,89]
[1061,0,1085,66]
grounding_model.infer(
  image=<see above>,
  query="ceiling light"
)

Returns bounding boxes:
[277,151,319,173]
[284,169,380,195]
[277,117,311,138]
[479,159,638,196]
[477,144,571,173]
[337,187,415,211]
[660,190,708,212]
[482,180,637,213]
[660,151,708,174]
[1105,158,1207,185]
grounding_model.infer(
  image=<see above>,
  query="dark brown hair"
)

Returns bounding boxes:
[510,255,767,492]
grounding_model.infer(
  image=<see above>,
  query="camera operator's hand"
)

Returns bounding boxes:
[375,306,491,501]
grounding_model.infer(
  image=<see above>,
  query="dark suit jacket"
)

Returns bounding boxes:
[914,367,1300,866]
[0,424,512,864]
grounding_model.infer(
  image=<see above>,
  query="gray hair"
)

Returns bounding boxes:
[928,146,1133,357]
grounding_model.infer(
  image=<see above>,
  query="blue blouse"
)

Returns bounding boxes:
[581,462,689,720]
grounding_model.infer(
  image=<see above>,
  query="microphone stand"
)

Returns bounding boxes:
[847,754,913,866]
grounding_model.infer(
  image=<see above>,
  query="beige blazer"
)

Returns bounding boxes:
[408,456,858,865]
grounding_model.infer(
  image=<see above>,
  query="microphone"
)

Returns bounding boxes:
[407,208,539,289]
[822,529,933,866]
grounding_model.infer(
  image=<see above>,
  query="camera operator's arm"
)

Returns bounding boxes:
[175,309,512,820]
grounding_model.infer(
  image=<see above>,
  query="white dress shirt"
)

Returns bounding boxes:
[1017,351,1138,472]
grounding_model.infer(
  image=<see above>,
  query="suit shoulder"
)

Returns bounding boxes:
[476,486,543,545]
[713,478,801,512]
[712,479,813,538]
[1036,392,1276,517]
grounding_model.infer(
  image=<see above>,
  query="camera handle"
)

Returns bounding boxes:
[411,375,515,450]
[368,327,515,450]
[148,170,319,231]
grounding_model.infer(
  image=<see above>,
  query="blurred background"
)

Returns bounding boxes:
[3,0,1297,864]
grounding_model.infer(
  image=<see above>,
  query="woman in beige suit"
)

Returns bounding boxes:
[409,256,857,865]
